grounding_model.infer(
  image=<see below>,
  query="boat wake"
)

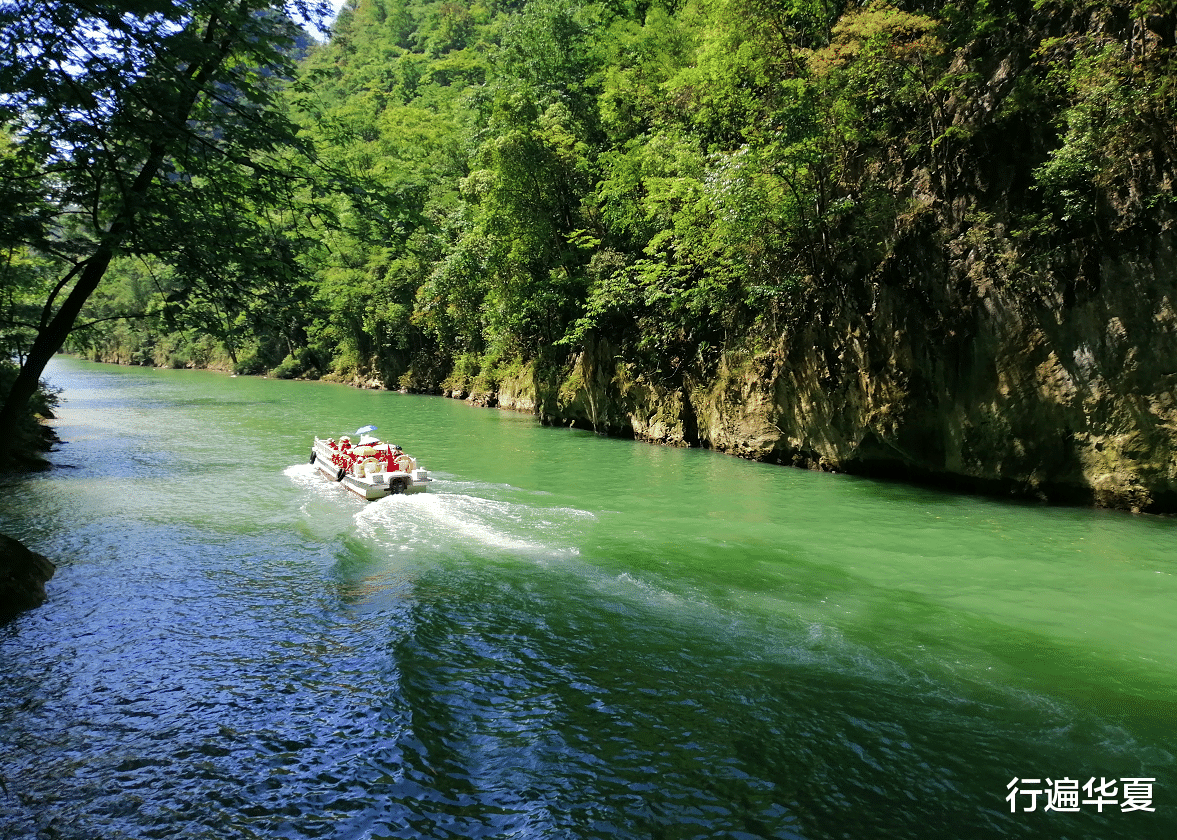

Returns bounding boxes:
[284,462,319,478]
[285,463,595,560]
[354,487,594,559]
[283,462,339,497]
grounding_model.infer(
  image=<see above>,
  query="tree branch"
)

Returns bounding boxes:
[71,311,152,331]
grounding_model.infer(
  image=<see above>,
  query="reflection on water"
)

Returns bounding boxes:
[1,359,1174,839]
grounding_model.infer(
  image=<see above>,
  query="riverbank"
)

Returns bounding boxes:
[69,348,1177,515]
[450,336,1177,515]
[0,362,61,472]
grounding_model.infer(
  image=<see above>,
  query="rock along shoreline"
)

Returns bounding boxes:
[0,532,56,623]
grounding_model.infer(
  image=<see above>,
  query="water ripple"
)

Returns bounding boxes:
[3,360,1175,840]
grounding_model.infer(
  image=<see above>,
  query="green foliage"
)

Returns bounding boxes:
[13,0,1170,400]
[1032,13,1176,227]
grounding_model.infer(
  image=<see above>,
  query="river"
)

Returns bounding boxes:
[1,357,1173,839]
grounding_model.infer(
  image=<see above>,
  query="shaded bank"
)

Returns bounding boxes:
[0,367,60,619]
[0,363,60,471]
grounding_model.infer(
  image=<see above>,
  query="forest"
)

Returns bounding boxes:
[2,0,1175,506]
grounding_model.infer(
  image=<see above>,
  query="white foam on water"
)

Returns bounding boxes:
[283,463,375,526]
[283,462,345,498]
[283,462,319,481]
[353,488,594,558]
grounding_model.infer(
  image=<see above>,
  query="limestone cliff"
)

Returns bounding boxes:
[460,1,1177,513]
[487,241,1176,512]
[474,206,1177,512]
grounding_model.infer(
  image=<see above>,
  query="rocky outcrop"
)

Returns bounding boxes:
[744,240,1177,512]
[472,236,1177,513]
[0,533,56,622]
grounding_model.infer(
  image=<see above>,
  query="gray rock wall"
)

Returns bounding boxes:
[479,240,1177,513]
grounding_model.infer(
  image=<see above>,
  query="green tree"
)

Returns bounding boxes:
[0,0,333,460]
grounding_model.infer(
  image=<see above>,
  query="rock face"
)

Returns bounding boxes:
[479,238,1177,513]
[741,243,1177,512]
[463,3,1177,513]
[0,533,56,622]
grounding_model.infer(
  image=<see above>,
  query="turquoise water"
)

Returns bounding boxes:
[0,357,1173,839]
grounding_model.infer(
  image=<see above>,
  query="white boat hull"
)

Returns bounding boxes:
[311,438,429,500]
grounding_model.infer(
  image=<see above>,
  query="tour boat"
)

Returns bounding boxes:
[309,426,430,500]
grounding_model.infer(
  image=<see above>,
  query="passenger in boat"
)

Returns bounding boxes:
[336,437,357,469]
[327,438,338,450]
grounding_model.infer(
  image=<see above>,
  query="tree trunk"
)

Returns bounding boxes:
[0,248,117,457]
[0,142,167,461]
[0,5,265,462]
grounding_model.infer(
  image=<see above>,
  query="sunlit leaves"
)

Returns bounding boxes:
[40,0,1174,397]
[1033,17,1177,226]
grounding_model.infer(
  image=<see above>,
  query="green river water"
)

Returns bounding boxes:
[0,357,1173,839]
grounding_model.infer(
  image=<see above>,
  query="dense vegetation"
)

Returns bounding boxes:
[4,0,1175,429]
